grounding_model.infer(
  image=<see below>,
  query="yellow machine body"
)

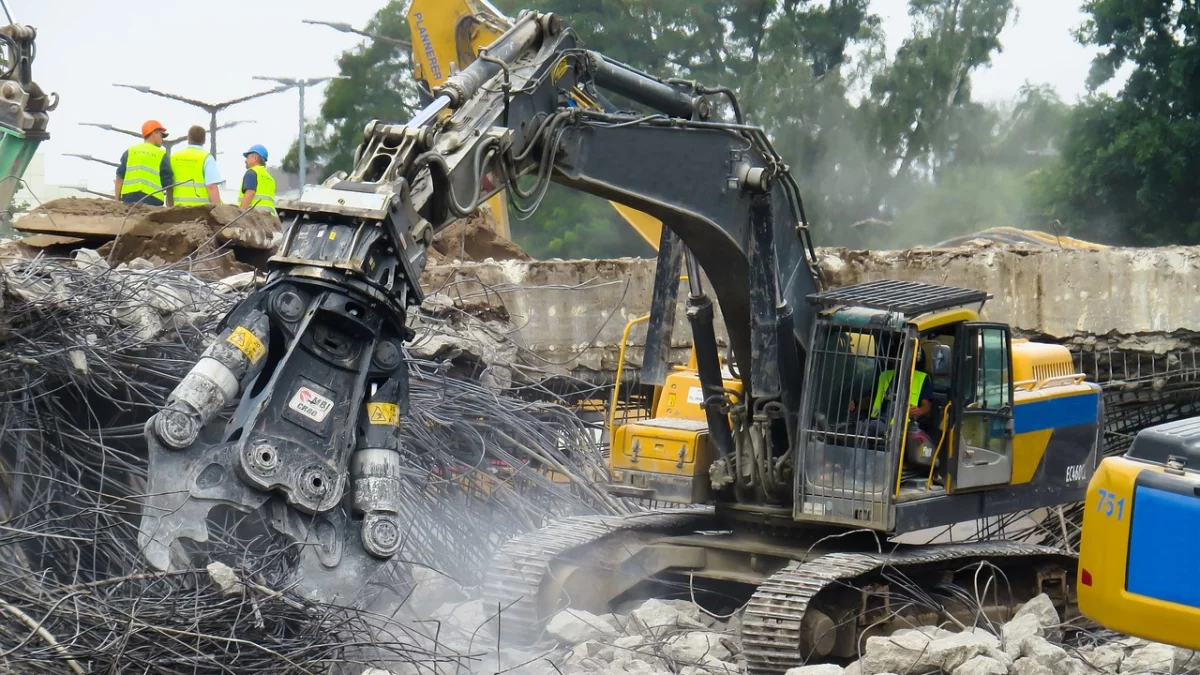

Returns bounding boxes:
[611,367,743,503]
[405,0,664,248]
[1078,418,1200,650]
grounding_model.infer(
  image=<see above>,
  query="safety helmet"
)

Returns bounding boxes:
[141,120,167,138]
[243,144,269,162]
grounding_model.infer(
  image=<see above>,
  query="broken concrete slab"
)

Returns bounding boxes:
[785,665,846,675]
[662,631,734,664]
[1003,614,1045,659]
[953,655,1010,675]
[1014,594,1061,633]
[1121,643,1175,674]
[547,608,620,644]
[863,629,994,675]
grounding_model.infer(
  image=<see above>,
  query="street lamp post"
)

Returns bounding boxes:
[253,76,342,188]
[63,152,119,169]
[302,19,411,48]
[113,84,289,157]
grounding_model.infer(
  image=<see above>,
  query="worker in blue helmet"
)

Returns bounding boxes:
[239,144,277,216]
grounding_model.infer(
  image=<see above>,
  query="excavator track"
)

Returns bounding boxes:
[485,512,1075,674]
[743,541,1074,674]
[481,508,712,632]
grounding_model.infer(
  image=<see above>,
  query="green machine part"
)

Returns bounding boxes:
[0,125,43,217]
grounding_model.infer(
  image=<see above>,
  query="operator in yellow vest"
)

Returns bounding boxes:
[114,120,174,206]
[848,352,933,423]
[238,144,276,216]
[169,125,223,206]
[870,364,933,422]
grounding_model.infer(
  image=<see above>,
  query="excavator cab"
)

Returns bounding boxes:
[794,280,1100,534]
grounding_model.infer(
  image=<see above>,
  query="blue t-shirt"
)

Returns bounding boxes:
[241,169,258,193]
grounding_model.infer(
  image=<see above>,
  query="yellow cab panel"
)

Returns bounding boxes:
[1079,417,1200,649]
[610,366,742,504]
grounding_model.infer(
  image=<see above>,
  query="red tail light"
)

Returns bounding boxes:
[1081,568,1093,586]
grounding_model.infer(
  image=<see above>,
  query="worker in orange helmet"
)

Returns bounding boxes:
[114,120,174,206]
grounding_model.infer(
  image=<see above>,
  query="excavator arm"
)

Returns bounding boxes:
[138,11,821,604]
[0,23,57,217]
[406,0,667,249]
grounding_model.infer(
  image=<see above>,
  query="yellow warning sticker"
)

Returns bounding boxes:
[367,402,401,426]
[329,231,337,240]
[226,326,265,364]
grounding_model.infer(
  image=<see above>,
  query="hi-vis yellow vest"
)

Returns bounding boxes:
[871,370,927,418]
[239,165,276,215]
[121,142,166,198]
[169,146,211,205]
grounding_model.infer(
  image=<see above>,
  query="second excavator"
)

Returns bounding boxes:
[138,10,1102,674]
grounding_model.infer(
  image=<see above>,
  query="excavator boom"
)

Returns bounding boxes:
[406,0,665,248]
[0,23,56,218]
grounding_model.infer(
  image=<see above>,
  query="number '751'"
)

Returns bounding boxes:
[1095,488,1125,521]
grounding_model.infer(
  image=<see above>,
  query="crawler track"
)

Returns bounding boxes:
[483,513,1075,674]
[743,541,1073,673]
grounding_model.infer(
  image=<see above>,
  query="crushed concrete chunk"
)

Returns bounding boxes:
[1013,657,1056,675]
[568,640,616,664]
[205,561,243,597]
[1121,643,1175,674]
[953,655,1009,675]
[785,665,845,675]
[1014,594,1061,632]
[68,348,87,375]
[663,631,734,664]
[548,608,619,645]
[1003,614,1045,659]
[863,630,993,675]
[1076,645,1124,673]
[1174,648,1199,674]
[629,598,707,633]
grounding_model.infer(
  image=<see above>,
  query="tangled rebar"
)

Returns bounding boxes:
[0,253,632,672]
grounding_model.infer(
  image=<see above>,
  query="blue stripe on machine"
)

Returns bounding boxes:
[1014,392,1098,434]
[1127,485,1200,608]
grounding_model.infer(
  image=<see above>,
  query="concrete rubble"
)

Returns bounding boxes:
[4,203,1199,672]
[375,569,1200,675]
[9,200,1200,381]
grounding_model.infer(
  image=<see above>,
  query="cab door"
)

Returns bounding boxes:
[952,323,1015,490]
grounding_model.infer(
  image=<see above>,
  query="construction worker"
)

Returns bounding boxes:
[169,125,222,206]
[238,144,276,216]
[114,120,174,206]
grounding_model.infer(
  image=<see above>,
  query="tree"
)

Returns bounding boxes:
[282,3,418,178]
[295,0,1041,255]
[1031,0,1200,245]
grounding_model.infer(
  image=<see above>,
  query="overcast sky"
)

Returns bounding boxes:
[19,0,1114,192]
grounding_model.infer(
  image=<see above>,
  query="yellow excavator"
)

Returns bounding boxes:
[1078,418,1200,649]
[406,0,663,247]
[138,12,1117,675]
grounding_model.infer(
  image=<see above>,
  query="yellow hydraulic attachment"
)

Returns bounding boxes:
[406,0,663,248]
[1079,417,1200,650]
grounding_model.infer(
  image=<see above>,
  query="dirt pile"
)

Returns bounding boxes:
[429,211,530,263]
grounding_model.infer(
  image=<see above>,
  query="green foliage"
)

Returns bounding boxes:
[294,0,1103,255]
[282,2,418,178]
[1032,0,1200,245]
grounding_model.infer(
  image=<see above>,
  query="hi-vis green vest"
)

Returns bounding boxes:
[121,142,166,198]
[239,165,276,215]
[870,370,927,418]
[169,146,212,205]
